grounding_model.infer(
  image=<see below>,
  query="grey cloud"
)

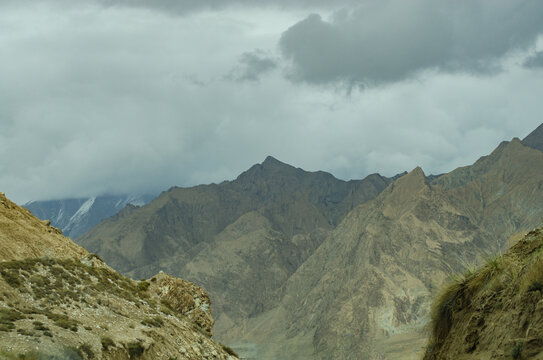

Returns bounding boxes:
[96,0,359,13]
[227,50,278,82]
[0,2,542,205]
[524,51,543,68]
[0,0,357,15]
[279,0,543,85]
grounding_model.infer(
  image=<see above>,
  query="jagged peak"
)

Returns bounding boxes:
[395,166,427,187]
[259,155,297,171]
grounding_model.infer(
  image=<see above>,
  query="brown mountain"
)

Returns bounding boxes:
[77,158,395,344]
[0,192,238,360]
[424,228,543,360]
[77,128,543,358]
[232,138,543,359]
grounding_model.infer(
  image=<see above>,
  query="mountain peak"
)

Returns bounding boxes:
[261,155,288,168]
[522,123,543,152]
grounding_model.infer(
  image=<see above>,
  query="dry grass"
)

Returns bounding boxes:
[427,229,543,354]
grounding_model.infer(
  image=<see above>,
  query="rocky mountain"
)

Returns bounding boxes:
[0,192,238,360]
[424,228,543,360]
[24,194,155,239]
[230,137,543,359]
[77,158,397,352]
[77,125,543,359]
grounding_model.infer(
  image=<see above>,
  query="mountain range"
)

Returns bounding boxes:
[70,123,543,359]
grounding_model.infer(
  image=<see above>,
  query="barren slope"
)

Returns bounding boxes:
[0,192,238,360]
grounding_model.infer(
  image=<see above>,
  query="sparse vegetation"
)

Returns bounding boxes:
[101,336,115,351]
[511,341,523,359]
[426,229,543,359]
[137,281,150,292]
[78,343,94,359]
[221,344,239,357]
[141,316,164,328]
[126,341,145,358]
[0,269,21,288]
[0,308,25,332]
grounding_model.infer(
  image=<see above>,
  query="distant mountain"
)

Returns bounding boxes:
[0,192,238,359]
[24,194,155,238]
[76,124,543,359]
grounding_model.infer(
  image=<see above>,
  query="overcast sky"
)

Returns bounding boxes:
[1,0,543,203]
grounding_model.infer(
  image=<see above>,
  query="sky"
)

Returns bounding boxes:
[1,0,543,203]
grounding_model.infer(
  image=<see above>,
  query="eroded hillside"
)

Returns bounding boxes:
[0,192,237,360]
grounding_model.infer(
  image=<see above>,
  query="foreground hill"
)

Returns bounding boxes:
[77,126,543,358]
[0,192,237,360]
[24,194,155,239]
[424,228,543,360]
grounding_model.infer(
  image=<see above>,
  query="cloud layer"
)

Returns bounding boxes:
[280,0,543,85]
[0,1,542,203]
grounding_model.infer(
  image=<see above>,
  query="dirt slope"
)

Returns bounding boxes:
[0,192,237,360]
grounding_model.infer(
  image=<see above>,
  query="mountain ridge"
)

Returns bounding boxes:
[77,125,543,359]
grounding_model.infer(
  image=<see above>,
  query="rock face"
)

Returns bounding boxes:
[24,194,155,239]
[0,192,237,360]
[77,127,543,359]
[424,228,543,360]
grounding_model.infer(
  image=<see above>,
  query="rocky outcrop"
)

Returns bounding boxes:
[0,192,237,360]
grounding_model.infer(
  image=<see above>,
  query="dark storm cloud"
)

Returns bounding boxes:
[279,0,543,85]
[524,51,543,68]
[227,50,278,82]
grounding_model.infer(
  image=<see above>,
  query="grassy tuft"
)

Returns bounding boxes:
[101,336,115,351]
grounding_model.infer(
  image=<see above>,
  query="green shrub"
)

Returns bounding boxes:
[0,270,21,288]
[528,280,543,292]
[511,341,523,359]
[137,281,150,292]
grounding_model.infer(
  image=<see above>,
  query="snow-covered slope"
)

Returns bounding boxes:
[23,194,155,238]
